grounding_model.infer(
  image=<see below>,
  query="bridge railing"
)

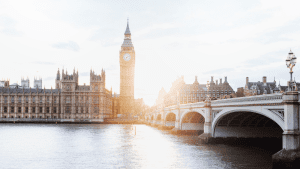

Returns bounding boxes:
[179,102,205,109]
[211,93,283,107]
[148,93,285,115]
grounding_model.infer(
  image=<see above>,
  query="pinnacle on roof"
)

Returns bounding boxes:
[124,19,131,35]
[193,76,199,85]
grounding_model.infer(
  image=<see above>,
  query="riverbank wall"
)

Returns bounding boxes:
[0,118,145,124]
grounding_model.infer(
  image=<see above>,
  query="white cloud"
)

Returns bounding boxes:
[52,41,80,52]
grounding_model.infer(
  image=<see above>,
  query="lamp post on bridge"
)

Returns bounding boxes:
[285,50,297,91]
[273,50,300,168]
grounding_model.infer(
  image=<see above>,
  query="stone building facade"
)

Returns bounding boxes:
[244,76,280,96]
[243,76,300,96]
[163,76,235,107]
[0,68,113,122]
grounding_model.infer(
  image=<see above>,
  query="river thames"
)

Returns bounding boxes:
[0,124,281,169]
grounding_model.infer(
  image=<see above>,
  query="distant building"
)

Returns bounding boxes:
[163,76,235,107]
[236,87,244,97]
[207,76,235,99]
[0,68,113,121]
[244,76,280,96]
[21,77,30,88]
[0,80,9,87]
[34,77,42,88]
[112,93,120,118]
[156,87,167,109]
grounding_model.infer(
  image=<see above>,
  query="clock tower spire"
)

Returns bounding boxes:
[119,19,135,117]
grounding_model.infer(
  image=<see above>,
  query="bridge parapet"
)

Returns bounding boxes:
[179,102,205,110]
[211,93,283,107]
[164,105,177,112]
[150,93,285,116]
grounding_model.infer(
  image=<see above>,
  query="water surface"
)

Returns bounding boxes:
[0,124,278,169]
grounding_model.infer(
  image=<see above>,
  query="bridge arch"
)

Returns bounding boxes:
[164,112,176,127]
[165,112,176,121]
[180,109,205,120]
[180,110,205,131]
[156,114,162,121]
[212,108,284,138]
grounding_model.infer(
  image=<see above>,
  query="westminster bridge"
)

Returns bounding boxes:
[145,91,300,168]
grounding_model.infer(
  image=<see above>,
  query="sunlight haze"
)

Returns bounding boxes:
[1,0,300,106]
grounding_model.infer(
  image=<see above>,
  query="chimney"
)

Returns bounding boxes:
[211,76,214,83]
[216,80,218,85]
[219,78,222,84]
[263,76,267,85]
[224,76,228,83]
[246,77,249,84]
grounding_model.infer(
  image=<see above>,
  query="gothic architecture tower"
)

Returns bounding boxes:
[119,21,135,116]
[55,69,60,89]
[60,68,79,118]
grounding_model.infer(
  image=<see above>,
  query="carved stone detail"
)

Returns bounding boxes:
[212,110,222,120]
[269,109,284,120]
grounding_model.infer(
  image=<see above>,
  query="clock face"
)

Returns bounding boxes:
[123,53,131,61]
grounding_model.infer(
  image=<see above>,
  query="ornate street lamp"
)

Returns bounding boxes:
[286,50,297,91]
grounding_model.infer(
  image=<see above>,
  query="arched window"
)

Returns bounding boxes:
[66,97,70,103]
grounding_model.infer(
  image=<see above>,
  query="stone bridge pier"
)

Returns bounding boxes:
[273,91,300,168]
[198,98,213,143]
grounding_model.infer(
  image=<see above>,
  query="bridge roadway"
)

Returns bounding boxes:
[145,92,300,168]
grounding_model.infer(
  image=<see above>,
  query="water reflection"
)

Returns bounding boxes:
[0,124,275,169]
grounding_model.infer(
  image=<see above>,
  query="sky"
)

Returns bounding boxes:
[1,0,300,106]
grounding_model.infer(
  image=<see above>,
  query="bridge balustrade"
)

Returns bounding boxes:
[211,93,283,107]
[155,93,284,113]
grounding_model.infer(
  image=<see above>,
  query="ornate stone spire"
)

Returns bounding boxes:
[193,76,199,85]
[56,68,60,80]
[124,18,131,35]
[122,19,133,47]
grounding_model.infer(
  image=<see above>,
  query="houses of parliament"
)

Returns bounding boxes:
[0,22,141,122]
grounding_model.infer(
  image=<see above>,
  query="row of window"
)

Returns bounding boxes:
[1,116,105,119]
[65,96,100,104]
[180,89,232,92]
[179,91,232,96]
[2,107,57,113]
[0,97,111,105]
[3,115,58,119]
[0,107,98,114]
[0,96,58,103]
[0,96,111,104]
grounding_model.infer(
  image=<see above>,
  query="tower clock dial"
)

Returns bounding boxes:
[123,53,131,61]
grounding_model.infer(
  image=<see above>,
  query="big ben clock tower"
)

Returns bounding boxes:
[119,20,135,117]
